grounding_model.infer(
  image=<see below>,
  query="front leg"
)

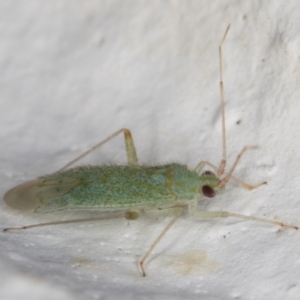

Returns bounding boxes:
[188,200,298,229]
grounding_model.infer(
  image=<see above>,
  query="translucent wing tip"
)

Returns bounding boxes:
[3,179,41,211]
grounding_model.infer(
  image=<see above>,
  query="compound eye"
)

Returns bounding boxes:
[202,170,215,176]
[202,185,216,198]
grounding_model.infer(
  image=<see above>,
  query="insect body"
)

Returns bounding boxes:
[4,164,221,213]
[3,25,298,277]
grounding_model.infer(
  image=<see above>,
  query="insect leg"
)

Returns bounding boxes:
[58,128,138,171]
[188,201,298,230]
[194,146,266,190]
[3,211,129,232]
[217,146,263,188]
[140,207,183,277]
[195,26,264,191]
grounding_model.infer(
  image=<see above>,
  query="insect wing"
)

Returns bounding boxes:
[3,176,81,212]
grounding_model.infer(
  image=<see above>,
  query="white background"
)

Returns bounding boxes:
[1,1,300,299]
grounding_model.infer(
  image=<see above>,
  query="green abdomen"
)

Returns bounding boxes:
[35,164,201,212]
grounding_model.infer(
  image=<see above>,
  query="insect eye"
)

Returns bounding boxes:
[202,170,215,176]
[202,185,216,198]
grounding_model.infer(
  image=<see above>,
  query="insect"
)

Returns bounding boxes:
[3,25,298,277]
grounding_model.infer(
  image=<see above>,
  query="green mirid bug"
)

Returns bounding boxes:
[3,25,298,277]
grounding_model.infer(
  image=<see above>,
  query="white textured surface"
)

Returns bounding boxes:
[1,1,300,299]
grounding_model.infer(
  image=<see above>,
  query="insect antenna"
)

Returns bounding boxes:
[217,24,230,178]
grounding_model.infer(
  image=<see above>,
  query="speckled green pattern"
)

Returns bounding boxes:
[35,163,221,212]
